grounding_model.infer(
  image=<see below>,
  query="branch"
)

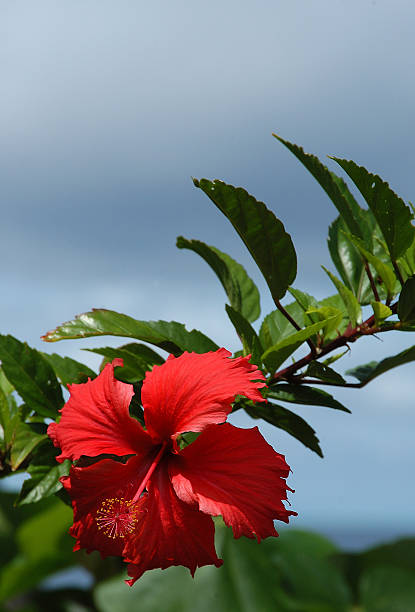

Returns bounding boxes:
[268,301,399,386]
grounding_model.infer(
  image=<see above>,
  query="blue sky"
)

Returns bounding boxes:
[1,1,414,540]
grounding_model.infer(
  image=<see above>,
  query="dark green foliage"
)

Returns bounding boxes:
[225,305,263,367]
[242,399,323,457]
[398,275,415,322]
[346,345,415,385]
[332,157,415,260]
[0,335,64,418]
[177,237,261,322]
[267,384,350,412]
[193,179,297,301]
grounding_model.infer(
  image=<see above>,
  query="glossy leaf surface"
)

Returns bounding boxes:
[42,309,218,355]
[194,179,297,301]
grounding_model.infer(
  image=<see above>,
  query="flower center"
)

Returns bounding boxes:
[95,442,168,539]
[96,498,139,539]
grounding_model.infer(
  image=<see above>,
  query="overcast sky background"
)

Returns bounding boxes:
[1,0,414,546]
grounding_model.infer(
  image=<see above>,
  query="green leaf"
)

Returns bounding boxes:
[16,441,71,505]
[0,335,64,418]
[0,500,74,603]
[86,343,164,383]
[42,353,96,386]
[0,368,13,396]
[275,135,366,241]
[348,234,397,300]
[10,423,46,470]
[262,318,335,372]
[371,301,392,326]
[287,287,320,330]
[332,157,415,260]
[42,309,218,355]
[322,267,362,327]
[328,216,374,304]
[271,530,352,611]
[225,305,263,367]
[318,293,349,336]
[259,301,304,349]
[19,460,71,505]
[398,275,415,322]
[193,178,297,301]
[267,384,350,412]
[177,237,261,322]
[0,392,21,449]
[305,361,347,385]
[305,306,344,338]
[94,527,351,612]
[243,399,323,456]
[359,566,415,611]
[346,345,415,386]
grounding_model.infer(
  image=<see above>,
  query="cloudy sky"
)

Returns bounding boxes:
[1,1,414,544]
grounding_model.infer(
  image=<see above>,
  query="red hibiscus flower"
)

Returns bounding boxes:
[48,348,296,585]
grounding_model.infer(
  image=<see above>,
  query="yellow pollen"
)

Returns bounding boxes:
[96,498,139,539]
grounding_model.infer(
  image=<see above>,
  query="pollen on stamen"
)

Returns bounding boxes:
[96,498,139,539]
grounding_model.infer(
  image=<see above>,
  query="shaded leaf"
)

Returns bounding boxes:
[305,361,346,385]
[42,309,218,355]
[0,368,13,396]
[348,234,397,301]
[359,566,415,612]
[0,392,21,449]
[328,216,374,304]
[322,267,362,327]
[225,305,263,367]
[287,288,320,335]
[16,441,71,505]
[398,275,415,322]
[244,400,323,456]
[177,236,260,322]
[42,353,96,387]
[305,306,344,338]
[267,384,350,412]
[346,345,415,386]
[94,527,353,612]
[86,343,164,383]
[194,178,297,301]
[0,335,64,418]
[270,530,352,611]
[10,423,46,470]
[259,302,304,350]
[262,318,335,372]
[332,157,415,260]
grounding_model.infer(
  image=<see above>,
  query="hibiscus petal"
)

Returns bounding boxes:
[48,360,152,462]
[141,349,266,442]
[169,422,296,541]
[62,454,153,558]
[123,463,222,585]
